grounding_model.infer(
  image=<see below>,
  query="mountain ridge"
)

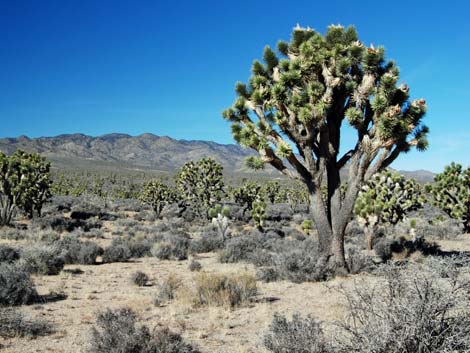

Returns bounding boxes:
[0,133,435,182]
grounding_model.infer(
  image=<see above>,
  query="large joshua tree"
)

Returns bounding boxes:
[222,24,428,272]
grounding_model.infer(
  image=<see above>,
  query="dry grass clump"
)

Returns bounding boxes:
[154,274,182,305]
[191,272,257,308]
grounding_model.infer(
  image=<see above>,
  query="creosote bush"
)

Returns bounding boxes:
[88,307,199,353]
[0,263,38,306]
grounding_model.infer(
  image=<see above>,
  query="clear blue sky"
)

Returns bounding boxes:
[1,0,469,172]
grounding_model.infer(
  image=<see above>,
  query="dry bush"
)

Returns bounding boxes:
[264,313,333,353]
[188,260,202,272]
[154,274,182,305]
[337,258,470,352]
[19,244,65,275]
[151,236,189,261]
[131,271,149,287]
[0,245,20,263]
[265,257,470,353]
[0,263,38,306]
[102,238,132,263]
[192,272,257,308]
[57,235,103,265]
[0,307,53,338]
[88,307,199,353]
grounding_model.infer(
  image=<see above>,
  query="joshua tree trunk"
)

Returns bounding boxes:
[0,195,15,226]
[364,223,378,250]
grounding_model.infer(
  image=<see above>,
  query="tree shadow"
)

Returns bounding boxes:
[35,292,68,304]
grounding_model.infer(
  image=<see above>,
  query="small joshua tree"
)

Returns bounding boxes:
[252,200,266,231]
[139,180,176,218]
[427,162,470,233]
[223,24,428,272]
[262,180,282,203]
[354,170,424,250]
[0,150,51,225]
[232,180,263,215]
[208,205,230,240]
[175,158,224,219]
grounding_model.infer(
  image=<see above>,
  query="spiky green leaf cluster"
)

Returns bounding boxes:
[427,162,470,233]
[354,170,424,227]
[139,180,176,218]
[223,24,428,169]
[208,204,230,219]
[175,158,224,219]
[0,150,52,225]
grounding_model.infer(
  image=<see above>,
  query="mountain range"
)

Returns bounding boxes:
[0,133,435,182]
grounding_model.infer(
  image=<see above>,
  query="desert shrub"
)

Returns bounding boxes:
[345,247,376,275]
[70,204,101,220]
[33,215,101,233]
[373,236,440,262]
[188,260,202,272]
[336,260,470,352]
[373,237,394,261]
[0,263,38,306]
[115,218,139,230]
[20,245,64,275]
[219,235,334,283]
[0,245,20,263]
[88,307,199,353]
[265,259,470,353]
[273,238,331,283]
[192,272,257,308]
[0,307,53,338]
[128,237,154,258]
[131,271,149,287]
[102,238,132,263]
[256,267,280,283]
[264,313,333,353]
[154,274,182,305]
[219,234,265,263]
[32,215,74,232]
[151,236,189,261]
[57,235,103,265]
[0,228,28,240]
[189,232,224,254]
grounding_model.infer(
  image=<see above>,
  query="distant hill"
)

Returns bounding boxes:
[0,133,435,182]
[0,133,259,174]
